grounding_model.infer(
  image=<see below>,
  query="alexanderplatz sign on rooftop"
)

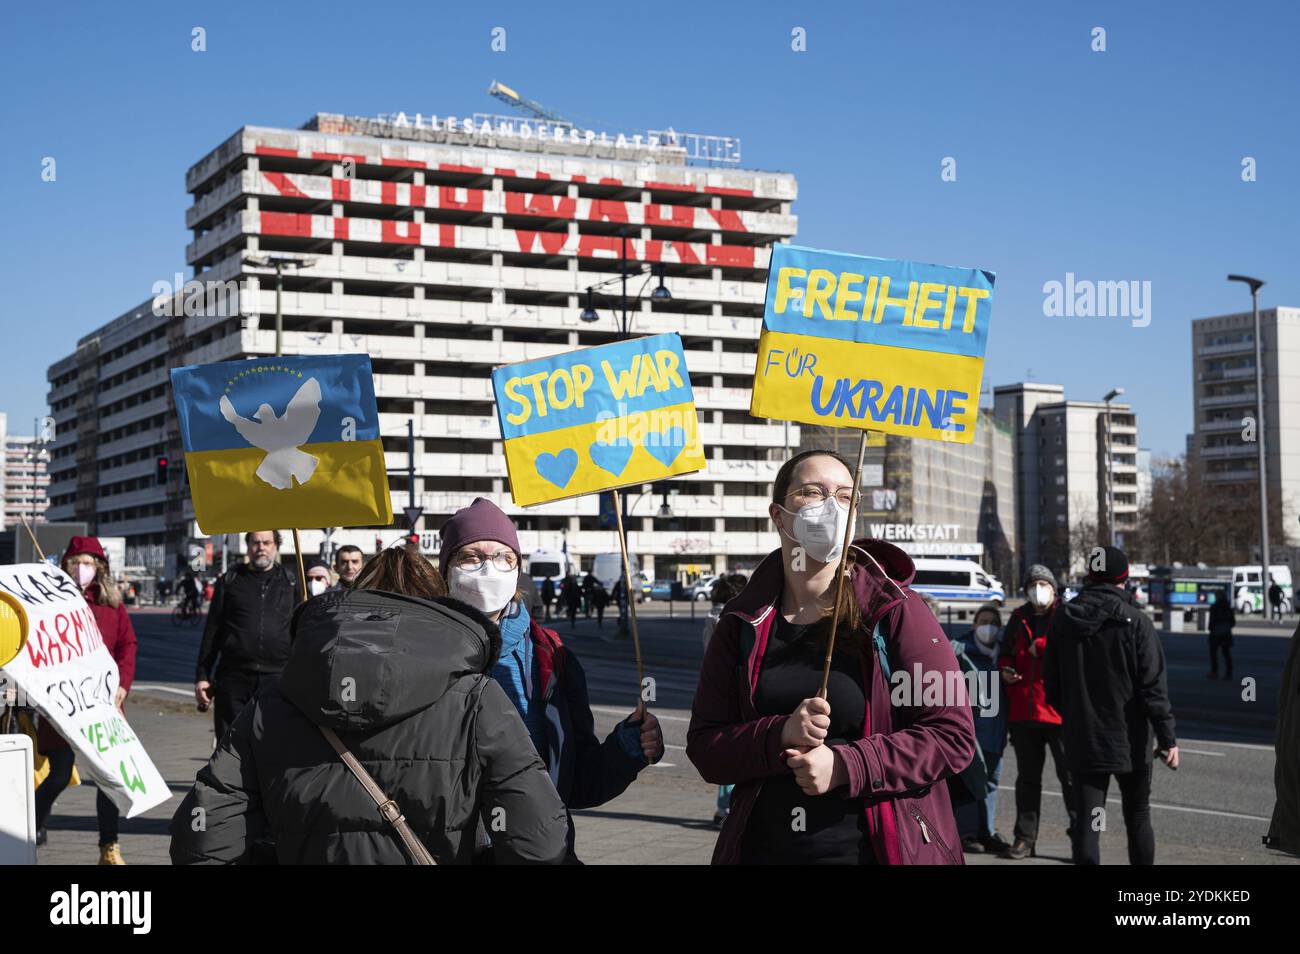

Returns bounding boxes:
[309,111,743,166]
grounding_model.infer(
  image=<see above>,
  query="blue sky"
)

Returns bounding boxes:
[2,0,1296,457]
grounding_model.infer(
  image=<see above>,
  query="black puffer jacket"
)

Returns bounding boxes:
[169,589,569,864]
[1044,583,1177,774]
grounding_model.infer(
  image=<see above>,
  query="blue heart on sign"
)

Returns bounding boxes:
[535,449,579,489]
[643,427,688,468]
[589,438,635,477]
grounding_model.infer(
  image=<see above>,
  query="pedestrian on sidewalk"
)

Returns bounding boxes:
[996,564,1077,860]
[1269,577,1285,622]
[563,573,582,629]
[33,536,137,865]
[193,530,302,745]
[592,580,609,628]
[687,449,975,865]
[702,572,748,829]
[1045,545,1178,866]
[439,498,664,863]
[1207,590,1235,680]
[170,541,570,864]
[541,575,556,622]
[948,603,1011,855]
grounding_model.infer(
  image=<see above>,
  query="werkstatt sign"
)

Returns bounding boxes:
[750,245,995,444]
[491,334,705,506]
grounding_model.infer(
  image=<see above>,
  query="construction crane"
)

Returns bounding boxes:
[487,80,572,124]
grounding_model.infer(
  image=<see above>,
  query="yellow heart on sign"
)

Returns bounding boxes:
[0,591,28,668]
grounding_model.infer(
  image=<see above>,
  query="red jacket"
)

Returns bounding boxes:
[687,540,975,865]
[997,601,1061,725]
[36,584,138,750]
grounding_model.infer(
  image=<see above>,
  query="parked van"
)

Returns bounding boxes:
[1231,564,1293,614]
[591,552,645,602]
[909,558,1005,618]
[527,548,573,585]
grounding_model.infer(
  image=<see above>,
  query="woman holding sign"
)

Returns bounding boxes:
[33,536,138,865]
[437,498,665,863]
[687,450,975,864]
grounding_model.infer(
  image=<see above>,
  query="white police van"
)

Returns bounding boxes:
[909,558,1005,618]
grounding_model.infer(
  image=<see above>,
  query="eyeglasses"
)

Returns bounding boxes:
[787,483,855,508]
[454,550,519,572]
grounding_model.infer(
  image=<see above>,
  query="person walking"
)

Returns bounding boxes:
[330,544,364,590]
[591,580,609,628]
[1269,577,1285,622]
[33,536,138,864]
[1045,545,1178,865]
[1207,591,1235,680]
[170,542,569,864]
[541,575,556,622]
[563,573,582,629]
[438,498,664,862]
[194,529,301,744]
[948,603,1011,855]
[688,449,975,865]
[997,565,1077,859]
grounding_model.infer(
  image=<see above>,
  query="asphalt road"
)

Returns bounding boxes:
[126,601,1299,865]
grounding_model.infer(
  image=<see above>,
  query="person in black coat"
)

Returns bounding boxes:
[1044,546,1178,866]
[1207,591,1236,680]
[169,543,569,865]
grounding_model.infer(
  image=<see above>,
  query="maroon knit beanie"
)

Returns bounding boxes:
[437,498,521,577]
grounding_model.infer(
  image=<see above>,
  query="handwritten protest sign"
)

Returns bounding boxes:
[170,354,392,533]
[751,244,995,444]
[0,565,170,818]
[491,333,705,507]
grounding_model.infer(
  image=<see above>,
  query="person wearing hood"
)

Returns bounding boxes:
[169,542,569,864]
[32,536,138,865]
[437,498,664,864]
[304,558,332,597]
[948,603,1011,854]
[687,449,975,865]
[996,564,1077,860]
[1044,545,1177,865]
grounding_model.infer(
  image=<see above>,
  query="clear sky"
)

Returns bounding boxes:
[2,0,1296,457]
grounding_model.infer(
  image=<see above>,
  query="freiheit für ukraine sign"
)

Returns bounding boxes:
[170,354,392,533]
[750,245,995,443]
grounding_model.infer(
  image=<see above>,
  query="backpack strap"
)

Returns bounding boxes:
[318,725,437,866]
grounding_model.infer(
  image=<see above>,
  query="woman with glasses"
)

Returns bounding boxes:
[437,497,665,863]
[687,449,975,865]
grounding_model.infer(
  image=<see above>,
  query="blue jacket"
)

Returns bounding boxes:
[953,631,1009,757]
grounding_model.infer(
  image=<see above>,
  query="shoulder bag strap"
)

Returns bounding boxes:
[318,725,437,866]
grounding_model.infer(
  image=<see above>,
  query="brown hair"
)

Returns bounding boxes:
[351,542,447,600]
[973,602,1003,627]
[771,448,867,659]
[63,554,122,609]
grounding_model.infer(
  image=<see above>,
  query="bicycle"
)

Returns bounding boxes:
[172,596,202,627]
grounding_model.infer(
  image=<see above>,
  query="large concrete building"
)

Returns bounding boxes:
[0,413,51,532]
[47,110,799,578]
[1190,306,1300,549]
[994,383,1140,578]
[801,411,1019,586]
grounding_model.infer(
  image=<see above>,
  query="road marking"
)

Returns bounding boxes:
[1177,748,1225,757]
[1004,786,1271,822]
[1179,736,1274,752]
[591,705,691,723]
[130,684,193,698]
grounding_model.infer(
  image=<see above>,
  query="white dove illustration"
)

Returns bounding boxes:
[219,377,323,490]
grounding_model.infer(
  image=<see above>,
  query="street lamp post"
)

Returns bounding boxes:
[246,254,317,357]
[1228,274,1269,599]
[1102,387,1124,547]
[579,232,670,634]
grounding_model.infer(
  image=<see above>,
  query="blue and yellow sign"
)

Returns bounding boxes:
[491,334,705,506]
[751,245,995,443]
[170,354,392,533]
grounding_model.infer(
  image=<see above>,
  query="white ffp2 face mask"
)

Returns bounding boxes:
[76,564,96,587]
[449,563,519,615]
[308,579,329,597]
[974,624,999,647]
[778,498,850,565]
[1028,583,1054,608]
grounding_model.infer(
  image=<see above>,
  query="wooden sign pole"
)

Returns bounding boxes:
[818,428,869,699]
[611,494,646,696]
[292,528,308,603]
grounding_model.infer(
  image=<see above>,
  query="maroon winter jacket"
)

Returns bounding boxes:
[687,540,976,865]
[996,601,1062,725]
[36,584,138,750]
